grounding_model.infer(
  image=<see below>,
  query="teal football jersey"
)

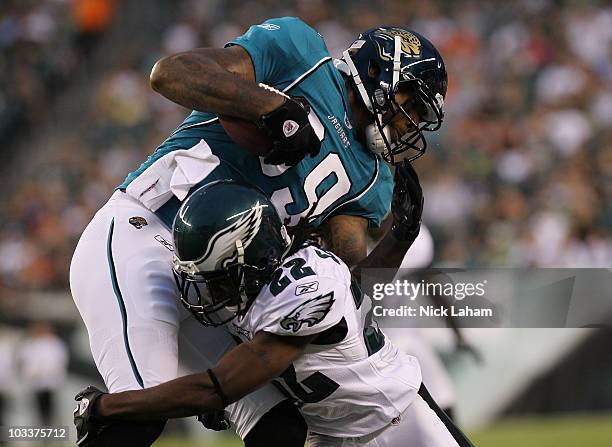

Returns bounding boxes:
[119,17,392,229]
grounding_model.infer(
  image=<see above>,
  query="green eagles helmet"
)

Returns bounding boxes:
[172,180,292,326]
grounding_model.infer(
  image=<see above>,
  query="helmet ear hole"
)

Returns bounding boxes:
[256,256,270,269]
[396,80,418,94]
[368,59,381,79]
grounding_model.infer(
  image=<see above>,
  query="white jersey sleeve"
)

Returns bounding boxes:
[247,246,350,338]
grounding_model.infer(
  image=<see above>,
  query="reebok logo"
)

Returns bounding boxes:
[231,323,252,340]
[295,281,319,296]
[155,235,174,252]
[258,23,280,31]
[283,120,299,137]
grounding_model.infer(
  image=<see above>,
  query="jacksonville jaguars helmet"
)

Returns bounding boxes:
[172,180,292,326]
[340,27,447,164]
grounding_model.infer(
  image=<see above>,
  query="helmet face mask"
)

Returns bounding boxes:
[172,180,292,327]
[173,259,269,326]
[370,79,444,164]
[342,27,447,165]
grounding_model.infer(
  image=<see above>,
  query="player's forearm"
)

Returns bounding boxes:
[150,50,283,119]
[96,334,304,421]
[361,232,415,269]
[358,214,415,271]
[96,373,223,420]
[323,215,369,268]
[352,232,415,283]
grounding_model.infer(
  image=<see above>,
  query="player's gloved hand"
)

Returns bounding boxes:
[258,87,321,166]
[74,386,109,445]
[197,410,231,431]
[391,160,424,242]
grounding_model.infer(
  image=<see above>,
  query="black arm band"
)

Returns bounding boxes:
[207,369,230,408]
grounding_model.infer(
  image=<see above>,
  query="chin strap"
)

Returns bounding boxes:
[235,239,244,265]
[342,49,373,113]
[333,58,351,76]
[233,239,249,306]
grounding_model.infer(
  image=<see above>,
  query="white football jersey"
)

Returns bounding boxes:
[229,245,422,437]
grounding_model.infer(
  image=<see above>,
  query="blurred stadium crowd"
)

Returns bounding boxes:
[0,0,611,296]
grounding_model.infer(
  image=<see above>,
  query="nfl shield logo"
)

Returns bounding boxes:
[282,120,299,137]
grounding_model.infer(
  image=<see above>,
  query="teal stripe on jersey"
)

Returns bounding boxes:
[106,218,145,389]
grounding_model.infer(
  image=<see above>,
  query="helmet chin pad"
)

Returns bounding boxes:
[365,122,390,157]
[365,122,426,164]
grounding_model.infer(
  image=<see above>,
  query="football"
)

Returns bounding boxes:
[218,115,273,156]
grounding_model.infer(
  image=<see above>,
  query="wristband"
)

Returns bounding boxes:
[207,369,230,408]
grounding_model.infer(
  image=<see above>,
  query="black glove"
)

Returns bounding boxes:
[74,386,108,446]
[258,95,321,166]
[197,410,231,431]
[391,160,424,242]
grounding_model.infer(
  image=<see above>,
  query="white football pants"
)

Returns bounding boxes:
[69,190,284,438]
[384,328,455,410]
[308,389,467,447]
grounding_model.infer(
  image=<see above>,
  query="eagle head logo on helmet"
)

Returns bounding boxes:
[196,201,265,272]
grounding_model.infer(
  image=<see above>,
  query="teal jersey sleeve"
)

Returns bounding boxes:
[227,17,330,88]
[119,17,393,230]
